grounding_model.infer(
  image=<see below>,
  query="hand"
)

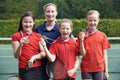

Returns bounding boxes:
[67,68,76,77]
[20,36,28,44]
[28,55,36,68]
[104,71,109,80]
[79,32,85,41]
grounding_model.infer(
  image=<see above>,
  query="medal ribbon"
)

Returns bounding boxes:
[20,31,31,44]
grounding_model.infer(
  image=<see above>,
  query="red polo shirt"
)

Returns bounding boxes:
[12,31,42,68]
[49,37,79,78]
[78,30,110,72]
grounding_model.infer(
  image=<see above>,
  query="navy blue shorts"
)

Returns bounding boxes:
[41,57,49,80]
[81,71,104,80]
[19,66,42,80]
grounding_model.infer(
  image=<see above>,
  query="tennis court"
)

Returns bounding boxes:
[0,44,120,80]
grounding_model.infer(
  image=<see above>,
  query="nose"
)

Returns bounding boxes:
[48,11,54,15]
[26,22,30,25]
[91,21,94,24]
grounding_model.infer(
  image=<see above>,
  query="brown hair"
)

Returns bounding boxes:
[18,11,35,32]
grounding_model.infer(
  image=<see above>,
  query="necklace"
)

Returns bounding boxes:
[20,31,31,44]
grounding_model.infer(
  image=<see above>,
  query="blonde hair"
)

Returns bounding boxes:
[60,18,73,29]
[43,3,57,11]
[87,10,100,18]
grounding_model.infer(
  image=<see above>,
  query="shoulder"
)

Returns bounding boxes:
[97,30,107,36]
[32,32,42,37]
[36,23,44,28]
[96,30,108,40]
[12,32,20,37]
[12,32,21,41]
[51,37,60,45]
[36,22,46,30]
[69,38,77,45]
[54,22,59,28]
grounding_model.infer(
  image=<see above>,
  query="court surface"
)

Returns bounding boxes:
[0,44,120,80]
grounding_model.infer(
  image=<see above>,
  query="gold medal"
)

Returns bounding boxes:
[25,39,29,44]
[42,35,46,40]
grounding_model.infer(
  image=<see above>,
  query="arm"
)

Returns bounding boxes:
[78,32,86,56]
[68,56,80,77]
[73,56,80,71]
[40,38,56,62]
[28,40,46,68]
[12,41,22,59]
[104,49,109,79]
[79,40,86,56]
[12,36,31,58]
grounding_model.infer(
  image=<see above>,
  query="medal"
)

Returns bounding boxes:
[42,35,46,40]
[25,39,29,44]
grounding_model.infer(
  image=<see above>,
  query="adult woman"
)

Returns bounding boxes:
[36,3,60,80]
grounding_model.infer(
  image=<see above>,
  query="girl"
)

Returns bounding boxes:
[11,11,45,80]
[40,18,80,80]
[78,10,110,80]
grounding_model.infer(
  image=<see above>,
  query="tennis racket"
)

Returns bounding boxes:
[4,75,21,80]
[46,58,71,80]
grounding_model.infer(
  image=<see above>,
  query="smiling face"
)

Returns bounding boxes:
[86,10,100,32]
[44,5,57,22]
[22,16,34,32]
[59,19,73,40]
[86,14,99,31]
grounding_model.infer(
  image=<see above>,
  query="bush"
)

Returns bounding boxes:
[0,19,120,44]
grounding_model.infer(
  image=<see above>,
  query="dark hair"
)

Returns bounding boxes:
[18,11,35,32]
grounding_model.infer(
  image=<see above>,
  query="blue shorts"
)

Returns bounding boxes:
[81,71,104,80]
[19,66,42,80]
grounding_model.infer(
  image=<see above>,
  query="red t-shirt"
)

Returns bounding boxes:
[78,30,110,72]
[12,31,42,68]
[49,37,79,78]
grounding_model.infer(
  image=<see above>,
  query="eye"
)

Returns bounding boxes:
[29,21,33,23]
[88,20,92,22]
[23,21,28,23]
[94,20,97,22]
[46,10,50,13]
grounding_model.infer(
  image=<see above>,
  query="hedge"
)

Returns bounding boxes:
[0,19,120,43]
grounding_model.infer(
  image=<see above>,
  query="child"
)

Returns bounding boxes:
[40,18,80,80]
[11,11,45,80]
[77,10,110,80]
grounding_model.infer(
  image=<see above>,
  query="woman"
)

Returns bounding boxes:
[36,3,60,80]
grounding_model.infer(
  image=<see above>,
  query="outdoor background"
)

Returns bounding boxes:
[0,0,120,80]
[0,0,120,19]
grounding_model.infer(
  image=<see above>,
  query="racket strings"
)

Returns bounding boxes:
[46,59,70,80]
[53,59,68,79]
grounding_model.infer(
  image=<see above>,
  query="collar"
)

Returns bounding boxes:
[20,30,32,37]
[57,37,74,44]
[43,21,59,31]
[85,29,97,37]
